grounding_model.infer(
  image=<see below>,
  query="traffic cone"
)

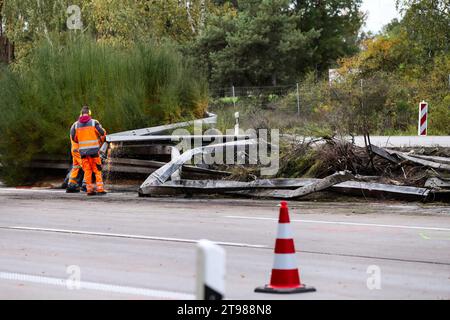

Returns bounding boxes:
[255,201,316,294]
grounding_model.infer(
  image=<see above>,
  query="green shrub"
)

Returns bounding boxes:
[0,35,209,185]
[429,95,450,135]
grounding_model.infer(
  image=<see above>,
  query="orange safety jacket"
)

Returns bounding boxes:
[70,116,106,157]
[70,136,82,165]
[70,135,80,156]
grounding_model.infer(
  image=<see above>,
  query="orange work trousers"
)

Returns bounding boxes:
[81,156,104,193]
[68,152,82,186]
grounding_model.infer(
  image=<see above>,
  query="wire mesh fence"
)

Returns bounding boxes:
[208,77,448,135]
[210,82,363,119]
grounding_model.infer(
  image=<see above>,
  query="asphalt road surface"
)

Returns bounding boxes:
[0,188,449,300]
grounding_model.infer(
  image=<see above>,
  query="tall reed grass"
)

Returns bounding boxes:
[0,35,208,184]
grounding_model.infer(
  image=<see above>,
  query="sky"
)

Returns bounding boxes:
[361,0,402,33]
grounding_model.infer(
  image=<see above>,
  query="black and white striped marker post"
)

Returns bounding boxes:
[196,239,226,300]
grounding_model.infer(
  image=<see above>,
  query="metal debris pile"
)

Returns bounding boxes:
[30,111,448,202]
[124,130,449,202]
[276,137,450,187]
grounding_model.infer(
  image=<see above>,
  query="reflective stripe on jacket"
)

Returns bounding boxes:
[70,119,106,157]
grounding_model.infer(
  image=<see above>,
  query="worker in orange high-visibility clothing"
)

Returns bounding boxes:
[65,136,83,193]
[70,106,107,196]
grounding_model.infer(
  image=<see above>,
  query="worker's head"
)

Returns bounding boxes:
[80,105,91,116]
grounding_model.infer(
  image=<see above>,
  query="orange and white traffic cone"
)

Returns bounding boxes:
[255,201,316,294]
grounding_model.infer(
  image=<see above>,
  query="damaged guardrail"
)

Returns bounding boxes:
[141,177,434,201]
[64,111,450,202]
[138,138,258,196]
[107,112,217,137]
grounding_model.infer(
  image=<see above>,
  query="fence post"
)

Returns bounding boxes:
[296,83,300,116]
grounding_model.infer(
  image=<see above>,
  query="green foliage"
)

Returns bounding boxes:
[276,143,321,178]
[3,0,364,87]
[330,0,450,136]
[214,51,448,137]
[1,0,69,60]
[192,0,363,86]
[430,95,450,135]
[397,0,449,59]
[0,36,208,184]
[1,0,232,59]
[293,0,364,73]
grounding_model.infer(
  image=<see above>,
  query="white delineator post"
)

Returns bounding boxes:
[418,101,428,136]
[234,112,240,136]
[232,85,236,108]
[196,240,226,300]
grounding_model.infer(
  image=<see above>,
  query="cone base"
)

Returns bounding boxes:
[254,284,316,294]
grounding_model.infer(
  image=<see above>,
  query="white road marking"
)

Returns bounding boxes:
[1,226,268,249]
[226,216,450,232]
[0,272,194,299]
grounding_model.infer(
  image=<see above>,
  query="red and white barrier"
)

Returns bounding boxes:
[418,101,428,136]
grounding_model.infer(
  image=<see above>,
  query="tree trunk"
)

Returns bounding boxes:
[199,0,206,34]
[185,0,196,34]
[271,73,277,86]
[0,1,15,63]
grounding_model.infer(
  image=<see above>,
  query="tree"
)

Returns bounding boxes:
[85,0,153,45]
[291,0,364,73]
[141,0,231,43]
[1,0,232,59]
[193,0,364,86]
[1,0,69,61]
[0,0,14,63]
[333,0,450,135]
[194,0,320,86]
[397,0,449,59]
